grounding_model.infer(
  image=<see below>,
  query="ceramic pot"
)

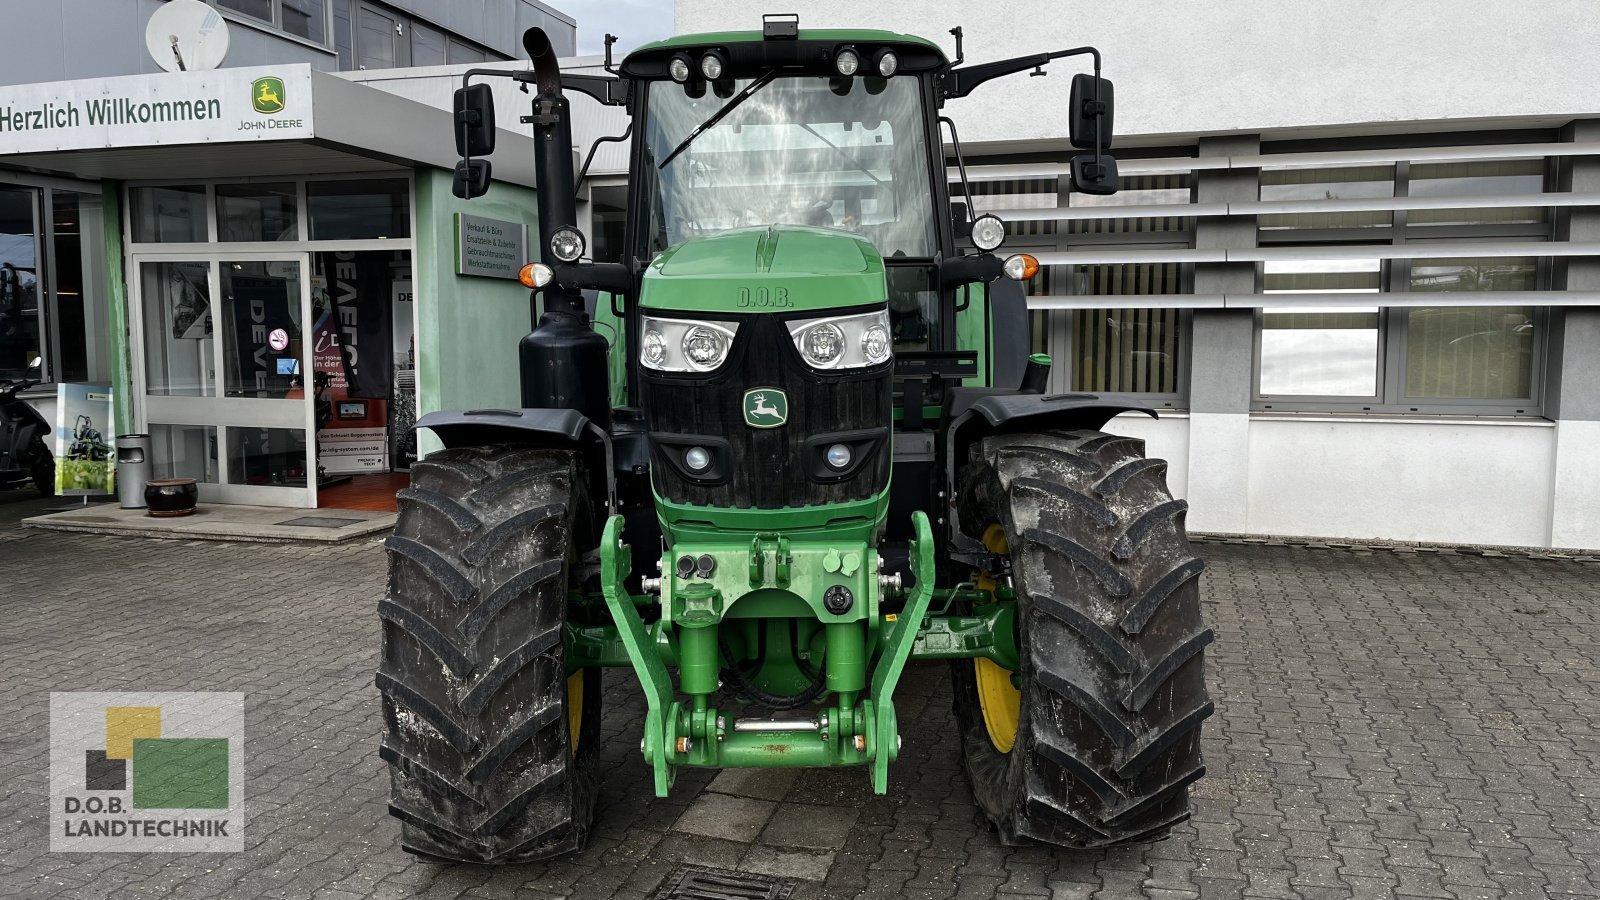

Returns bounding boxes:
[145,477,199,517]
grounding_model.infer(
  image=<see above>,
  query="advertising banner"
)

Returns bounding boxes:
[54,384,114,496]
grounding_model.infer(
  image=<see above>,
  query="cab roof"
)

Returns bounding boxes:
[621,29,949,80]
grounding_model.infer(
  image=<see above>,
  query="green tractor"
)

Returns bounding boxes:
[378,15,1212,863]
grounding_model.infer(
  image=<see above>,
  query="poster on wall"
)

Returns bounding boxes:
[308,252,396,475]
[54,384,115,496]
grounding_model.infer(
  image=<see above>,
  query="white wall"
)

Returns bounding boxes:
[676,1,1600,147]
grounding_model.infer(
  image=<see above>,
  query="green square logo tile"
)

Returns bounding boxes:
[131,738,229,810]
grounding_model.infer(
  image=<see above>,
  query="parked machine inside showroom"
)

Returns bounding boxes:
[378,15,1212,864]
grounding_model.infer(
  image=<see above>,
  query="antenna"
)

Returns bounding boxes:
[146,0,231,73]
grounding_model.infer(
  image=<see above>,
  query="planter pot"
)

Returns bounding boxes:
[145,478,199,517]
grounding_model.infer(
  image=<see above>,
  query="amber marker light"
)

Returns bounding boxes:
[519,262,554,289]
[1003,253,1039,281]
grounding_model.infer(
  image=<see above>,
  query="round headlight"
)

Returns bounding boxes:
[549,227,586,262]
[834,48,860,77]
[801,323,845,367]
[825,443,853,470]
[682,326,728,370]
[668,54,692,83]
[875,49,898,77]
[970,214,1006,252]
[642,329,667,366]
[861,324,891,364]
[684,446,711,472]
[700,51,724,81]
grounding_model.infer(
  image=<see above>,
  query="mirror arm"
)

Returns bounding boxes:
[944,45,1100,99]
[575,125,633,198]
[938,116,976,230]
[551,261,633,295]
[562,73,629,107]
[939,253,1004,288]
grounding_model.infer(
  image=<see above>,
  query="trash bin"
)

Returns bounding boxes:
[116,434,152,509]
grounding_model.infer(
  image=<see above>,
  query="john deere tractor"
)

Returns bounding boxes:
[378,16,1212,863]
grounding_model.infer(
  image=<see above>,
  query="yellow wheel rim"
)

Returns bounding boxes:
[566,671,584,757]
[974,525,1021,754]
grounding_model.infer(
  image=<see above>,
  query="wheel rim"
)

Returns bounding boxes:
[974,525,1021,754]
[566,671,583,757]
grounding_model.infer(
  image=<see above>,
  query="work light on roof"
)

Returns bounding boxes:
[874,49,898,77]
[834,47,860,77]
[700,50,725,81]
[668,53,693,83]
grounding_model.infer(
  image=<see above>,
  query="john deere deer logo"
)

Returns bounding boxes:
[251,77,285,114]
[743,388,788,428]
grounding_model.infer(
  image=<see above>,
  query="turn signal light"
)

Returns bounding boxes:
[1002,253,1039,281]
[519,262,554,289]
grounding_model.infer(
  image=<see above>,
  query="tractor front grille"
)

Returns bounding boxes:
[642,312,892,509]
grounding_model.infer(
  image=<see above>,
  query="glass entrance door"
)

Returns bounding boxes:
[133,252,317,507]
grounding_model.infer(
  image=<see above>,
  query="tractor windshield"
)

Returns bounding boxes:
[641,75,938,260]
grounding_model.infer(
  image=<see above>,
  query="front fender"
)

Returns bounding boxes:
[417,408,615,514]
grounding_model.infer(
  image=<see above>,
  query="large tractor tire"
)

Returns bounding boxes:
[377,445,601,864]
[952,429,1213,848]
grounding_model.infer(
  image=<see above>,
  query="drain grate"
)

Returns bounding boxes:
[275,516,365,529]
[649,865,795,900]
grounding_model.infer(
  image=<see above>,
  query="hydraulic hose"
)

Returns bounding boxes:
[719,631,827,711]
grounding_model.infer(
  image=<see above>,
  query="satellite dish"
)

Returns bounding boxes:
[146,0,231,72]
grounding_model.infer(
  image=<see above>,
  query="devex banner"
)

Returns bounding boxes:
[0,66,312,154]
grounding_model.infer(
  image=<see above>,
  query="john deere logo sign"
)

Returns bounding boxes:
[251,77,285,114]
[743,388,788,428]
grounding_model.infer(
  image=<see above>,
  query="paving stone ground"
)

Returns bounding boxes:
[2,488,1599,899]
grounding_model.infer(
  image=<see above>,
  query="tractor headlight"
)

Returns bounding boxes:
[834,47,860,76]
[970,214,1006,252]
[640,315,739,372]
[668,53,693,83]
[874,49,898,77]
[788,309,893,371]
[549,226,586,262]
[825,443,853,469]
[684,446,711,472]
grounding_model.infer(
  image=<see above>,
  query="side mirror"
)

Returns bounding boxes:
[453,83,496,158]
[1068,73,1114,151]
[452,159,492,199]
[950,200,971,238]
[1070,153,1119,196]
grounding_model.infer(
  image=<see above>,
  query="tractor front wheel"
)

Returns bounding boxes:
[952,429,1213,848]
[377,444,601,863]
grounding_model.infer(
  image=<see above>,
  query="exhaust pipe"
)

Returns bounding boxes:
[516,28,611,429]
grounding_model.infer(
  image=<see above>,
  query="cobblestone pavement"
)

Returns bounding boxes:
[2,488,1599,899]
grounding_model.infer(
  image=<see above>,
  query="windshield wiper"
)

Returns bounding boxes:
[658,69,780,170]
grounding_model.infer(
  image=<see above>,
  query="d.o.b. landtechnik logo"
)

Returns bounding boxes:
[50,692,244,852]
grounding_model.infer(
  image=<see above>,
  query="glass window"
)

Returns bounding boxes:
[0,187,40,381]
[217,0,273,23]
[226,426,309,486]
[448,40,487,64]
[220,260,302,398]
[642,76,937,258]
[150,424,220,483]
[333,0,353,69]
[1404,306,1533,400]
[1408,160,1546,227]
[1259,259,1381,397]
[51,191,101,383]
[131,185,207,243]
[141,261,215,396]
[281,0,325,43]
[1066,261,1185,395]
[307,178,409,240]
[411,22,446,66]
[591,184,627,263]
[216,182,297,242]
[357,5,398,69]
[1260,165,1394,230]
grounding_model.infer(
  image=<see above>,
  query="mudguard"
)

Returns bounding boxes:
[417,408,615,513]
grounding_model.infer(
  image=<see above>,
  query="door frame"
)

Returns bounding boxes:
[129,249,318,508]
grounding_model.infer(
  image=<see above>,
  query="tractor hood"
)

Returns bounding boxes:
[641,225,887,314]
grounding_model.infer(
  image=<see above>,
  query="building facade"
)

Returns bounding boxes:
[0,1,575,508]
[634,0,1600,550]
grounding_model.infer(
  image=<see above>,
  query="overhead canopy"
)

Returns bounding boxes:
[0,64,537,185]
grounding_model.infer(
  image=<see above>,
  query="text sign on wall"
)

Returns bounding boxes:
[454,213,528,280]
[0,66,314,154]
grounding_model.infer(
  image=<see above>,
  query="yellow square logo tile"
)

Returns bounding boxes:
[105,707,160,760]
